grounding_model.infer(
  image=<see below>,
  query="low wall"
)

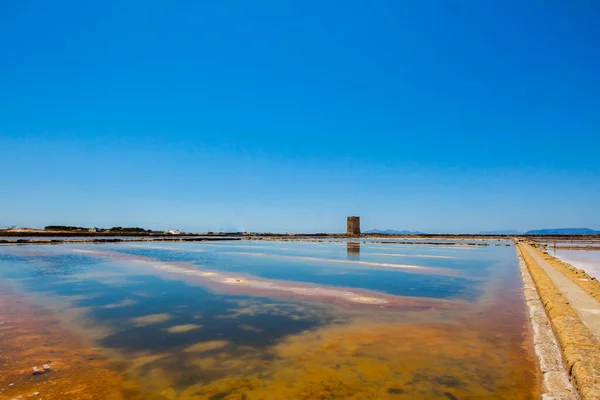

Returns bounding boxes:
[518,242,600,400]
[516,246,576,399]
[530,245,600,302]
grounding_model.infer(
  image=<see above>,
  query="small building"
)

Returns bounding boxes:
[347,216,361,235]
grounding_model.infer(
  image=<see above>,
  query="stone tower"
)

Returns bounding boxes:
[346,216,361,235]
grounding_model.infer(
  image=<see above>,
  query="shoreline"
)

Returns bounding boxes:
[1,233,598,249]
[517,241,600,399]
[515,245,576,399]
[0,237,242,245]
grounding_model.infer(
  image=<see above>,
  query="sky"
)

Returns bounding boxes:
[1,1,599,233]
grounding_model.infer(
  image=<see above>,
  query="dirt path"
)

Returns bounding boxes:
[521,244,600,340]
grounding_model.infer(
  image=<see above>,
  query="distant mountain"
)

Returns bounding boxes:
[364,229,424,235]
[525,228,600,235]
[480,230,523,234]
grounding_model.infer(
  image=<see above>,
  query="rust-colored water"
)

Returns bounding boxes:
[0,242,539,399]
[0,284,146,399]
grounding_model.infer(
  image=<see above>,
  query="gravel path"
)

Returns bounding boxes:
[522,244,600,341]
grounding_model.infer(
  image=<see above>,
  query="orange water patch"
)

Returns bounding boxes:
[177,321,538,400]
[0,286,151,400]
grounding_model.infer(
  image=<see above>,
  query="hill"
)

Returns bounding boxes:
[480,230,522,234]
[525,228,600,235]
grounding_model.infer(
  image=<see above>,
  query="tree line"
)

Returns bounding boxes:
[44,225,151,232]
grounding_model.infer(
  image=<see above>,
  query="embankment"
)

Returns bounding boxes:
[529,244,600,302]
[517,242,600,400]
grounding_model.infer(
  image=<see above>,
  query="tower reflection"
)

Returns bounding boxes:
[347,242,360,260]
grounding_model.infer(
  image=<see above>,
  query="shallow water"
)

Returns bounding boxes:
[554,248,600,280]
[0,240,538,399]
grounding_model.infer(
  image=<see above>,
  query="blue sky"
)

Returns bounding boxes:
[1,1,599,233]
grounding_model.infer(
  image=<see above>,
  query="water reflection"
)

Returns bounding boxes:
[0,241,539,399]
[347,241,360,259]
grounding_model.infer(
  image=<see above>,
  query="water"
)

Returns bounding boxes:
[554,248,600,280]
[0,240,538,399]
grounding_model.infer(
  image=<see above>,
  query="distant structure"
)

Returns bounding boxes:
[346,216,361,235]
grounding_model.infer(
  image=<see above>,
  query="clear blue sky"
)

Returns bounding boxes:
[1,1,599,233]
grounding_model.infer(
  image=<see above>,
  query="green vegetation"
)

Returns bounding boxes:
[108,227,151,232]
[44,225,87,231]
[44,225,152,233]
